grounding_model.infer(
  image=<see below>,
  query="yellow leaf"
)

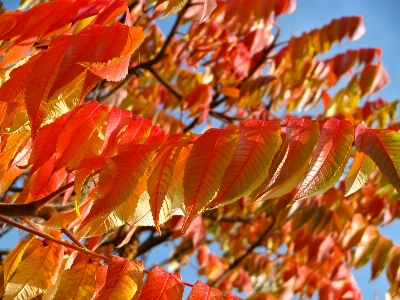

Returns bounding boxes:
[4,241,63,300]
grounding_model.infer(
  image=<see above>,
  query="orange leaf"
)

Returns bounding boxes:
[210,119,281,208]
[294,118,353,200]
[183,84,212,123]
[117,116,153,151]
[74,155,109,202]
[2,237,36,284]
[53,101,109,173]
[52,253,99,300]
[355,122,400,193]
[3,241,63,300]
[101,106,132,156]
[96,256,143,300]
[256,117,319,201]
[370,235,393,280]
[344,151,375,196]
[187,280,223,300]
[77,144,156,237]
[15,154,66,204]
[137,266,184,300]
[353,225,379,268]
[341,213,366,251]
[148,134,190,233]
[182,127,238,232]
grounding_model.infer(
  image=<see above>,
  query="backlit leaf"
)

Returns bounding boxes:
[4,241,63,300]
[52,253,99,300]
[77,144,156,237]
[96,256,143,300]
[210,119,281,207]
[182,127,238,232]
[2,237,36,284]
[295,119,353,200]
[256,117,319,200]
[370,235,393,280]
[353,225,379,268]
[345,151,375,196]
[137,266,184,300]
[187,280,223,300]
[148,134,190,233]
[355,122,400,193]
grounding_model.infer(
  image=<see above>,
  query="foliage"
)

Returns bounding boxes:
[0,0,399,299]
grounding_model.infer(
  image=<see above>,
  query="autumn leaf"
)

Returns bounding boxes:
[96,256,143,300]
[187,280,223,300]
[355,122,400,193]
[210,119,281,208]
[52,253,99,300]
[345,151,375,196]
[182,127,238,232]
[3,241,63,300]
[295,119,353,200]
[256,117,319,201]
[137,266,184,300]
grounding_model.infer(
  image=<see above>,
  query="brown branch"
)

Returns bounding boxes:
[61,227,85,248]
[183,116,199,133]
[0,216,109,261]
[136,230,173,257]
[210,25,281,110]
[210,215,275,287]
[0,169,100,220]
[147,66,182,100]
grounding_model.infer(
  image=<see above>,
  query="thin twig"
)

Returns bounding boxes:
[210,215,275,287]
[147,66,182,100]
[0,215,109,261]
[61,227,86,248]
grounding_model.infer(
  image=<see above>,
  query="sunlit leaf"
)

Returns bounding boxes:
[295,119,353,200]
[137,266,184,300]
[355,122,400,193]
[210,120,281,207]
[187,280,223,300]
[257,117,319,200]
[52,253,99,300]
[4,241,63,300]
[182,127,238,232]
[96,256,143,300]
[345,151,375,196]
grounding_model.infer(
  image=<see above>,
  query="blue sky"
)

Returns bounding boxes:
[2,0,400,298]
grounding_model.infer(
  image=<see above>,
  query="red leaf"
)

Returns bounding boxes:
[117,116,153,151]
[96,256,143,299]
[256,117,319,200]
[137,266,184,300]
[77,144,156,237]
[30,107,77,173]
[183,84,212,123]
[355,122,400,193]
[53,101,109,173]
[187,280,223,300]
[182,127,238,232]
[101,106,132,156]
[210,120,281,208]
[295,118,353,200]
[370,235,393,280]
[147,134,190,233]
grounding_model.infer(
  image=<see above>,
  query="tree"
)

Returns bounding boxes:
[0,0,399,299]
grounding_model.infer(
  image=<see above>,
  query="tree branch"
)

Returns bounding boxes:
[0,216,109,261]
[147,66,183,100]
[210,215,275,287]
